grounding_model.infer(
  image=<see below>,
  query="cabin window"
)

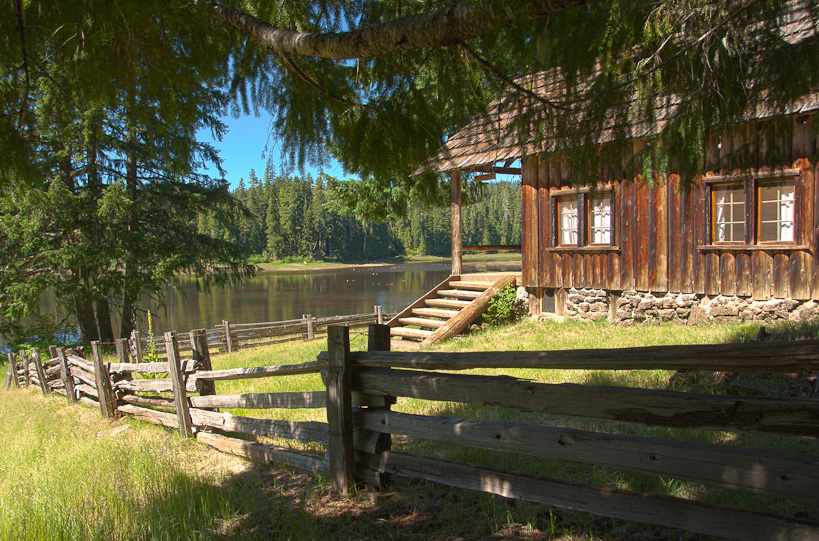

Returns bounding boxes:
[588,194,612,245]
[707,175,797,246]
[558,197,579,245]
[758,181,795,243]
[712,184,745,243]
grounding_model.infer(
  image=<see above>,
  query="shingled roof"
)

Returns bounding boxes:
[420,1,819,174]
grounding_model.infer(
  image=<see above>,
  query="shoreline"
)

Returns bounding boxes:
[254,253,521,273]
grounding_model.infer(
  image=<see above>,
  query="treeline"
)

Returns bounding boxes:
[198,167,522,261]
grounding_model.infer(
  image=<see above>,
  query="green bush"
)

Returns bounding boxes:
[484,285,521,326]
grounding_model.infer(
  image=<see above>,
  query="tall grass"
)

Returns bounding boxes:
[0,390,249,540]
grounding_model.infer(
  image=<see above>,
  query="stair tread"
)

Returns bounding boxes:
[447,281,492,290]
[398,317,446,329]
[412,308,459,319]
[438,289,482,300]
[426,298,471,309]
[390,327,435,339]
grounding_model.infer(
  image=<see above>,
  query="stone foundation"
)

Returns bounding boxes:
[563,288,819,325]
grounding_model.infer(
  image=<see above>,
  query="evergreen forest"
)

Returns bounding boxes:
[202,168,522,262]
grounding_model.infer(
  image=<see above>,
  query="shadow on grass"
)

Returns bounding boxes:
[210,461,677,540]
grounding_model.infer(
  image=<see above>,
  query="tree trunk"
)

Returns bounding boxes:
[96,298,115,342]
[74,293,99,343]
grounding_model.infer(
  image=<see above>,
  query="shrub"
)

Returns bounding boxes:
[484,285,524,326]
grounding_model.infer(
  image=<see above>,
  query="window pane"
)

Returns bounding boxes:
[759,182,795,242]
[559,198,578,245]
[588,195,611,245]
[713,185,745,243]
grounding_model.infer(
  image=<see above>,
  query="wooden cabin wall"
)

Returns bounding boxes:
[521,114,818,301]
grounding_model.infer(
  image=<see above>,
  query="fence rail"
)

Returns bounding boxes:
[126,306,389,361]
[4,323,818,540]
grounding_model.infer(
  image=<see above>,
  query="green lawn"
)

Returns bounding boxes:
[1,316,816,539]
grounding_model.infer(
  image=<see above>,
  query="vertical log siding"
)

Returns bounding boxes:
[523,115,817,299]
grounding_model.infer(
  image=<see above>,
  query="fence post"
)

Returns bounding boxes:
[91,341,117,419]
[48,345,58,362]
[3,353,16,389]
[115,338,130,363]
[8,353,20,388]
[326,325,355,495]
[31,350,49,395]
[222,320,233,353]
[303,314,314,341]
[19,350,30,387]
[352,324,394,487]
[56,347,76,404]
[190,329,215,399]
[131,330,144,363]
[375,305,384,325]
[165,332,193,438]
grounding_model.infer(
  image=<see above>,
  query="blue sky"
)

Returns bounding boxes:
[198,113,347,189]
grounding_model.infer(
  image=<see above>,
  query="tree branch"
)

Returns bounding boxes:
[198,0,585,60]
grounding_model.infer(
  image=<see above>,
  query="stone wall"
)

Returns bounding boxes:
[563,288,819,325]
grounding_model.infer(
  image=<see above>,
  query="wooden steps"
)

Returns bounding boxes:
[387,274,516,349]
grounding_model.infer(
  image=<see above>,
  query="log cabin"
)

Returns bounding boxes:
[421,6,819,326]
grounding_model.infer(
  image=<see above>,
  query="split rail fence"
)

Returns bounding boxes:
[115,306,389,363]
[4,325,818,540]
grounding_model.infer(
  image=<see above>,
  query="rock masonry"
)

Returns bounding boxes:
[563,287,819,325]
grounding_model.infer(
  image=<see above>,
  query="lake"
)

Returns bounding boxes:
[2,259,520,349]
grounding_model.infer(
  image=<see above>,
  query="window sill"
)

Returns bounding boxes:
[547,246,621,253]
[698,244,811,253]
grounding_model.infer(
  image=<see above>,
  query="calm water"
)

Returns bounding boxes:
[3,260,519,349]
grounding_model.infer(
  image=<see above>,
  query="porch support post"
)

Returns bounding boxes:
[451,169,463,276]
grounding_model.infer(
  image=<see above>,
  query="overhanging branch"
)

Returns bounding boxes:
[198,0,585,60]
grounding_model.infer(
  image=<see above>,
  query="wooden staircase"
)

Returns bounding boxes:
[387,274,516,349]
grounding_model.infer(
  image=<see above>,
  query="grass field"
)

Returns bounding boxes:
[1,317,817,539]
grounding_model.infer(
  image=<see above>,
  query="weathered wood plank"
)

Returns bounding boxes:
[165,332,193,438]
[107,360,197,375]
[189,391,327,410]
[344,340,819,372]
[66,354,94,374]
[815,160,819,300]
[681,186,694,293]
[75,383,99,399]
[693,179,707,294]
[190,329,215,398]
[91,341,117,419]
[114,378,192,394]
[326,326,355,494]
[189,408,329,444]
[361,452,819,541]
[56,348,75,403]
[636,179,650,291]
[619,179,635,289]
[121,394,175,408]
[753,250,773,300]
[69,366,96,388]
[31,350,49,395]
[353,368,819,437]
[648,179,661,291]
[521,157,538,286]
[192,361,324,382]
[196,432,329,473]
[773,252,790,299]
[355,410,819,504]
[19,351,31,387]
[720,253,736,296]
[735,252,752,297]
[118,404,180,429]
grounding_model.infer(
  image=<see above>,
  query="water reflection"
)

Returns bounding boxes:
[2,260,519,348]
